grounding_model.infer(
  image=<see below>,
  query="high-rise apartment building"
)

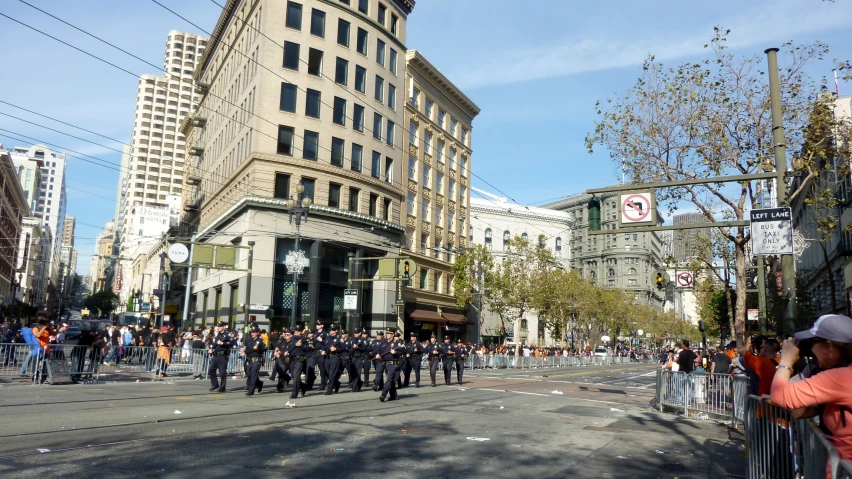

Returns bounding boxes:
[0,150,28,302]
[62,215,76,247]
[90,220,115,293]
[8,145,68,247]
[181,0,415,331]
[9,149,43,215]
[114,31,208,303]
[545,191,667,312]
[671,212,710,263]
[401,49,479,341]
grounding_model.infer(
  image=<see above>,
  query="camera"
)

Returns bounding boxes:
[751,334,767,352]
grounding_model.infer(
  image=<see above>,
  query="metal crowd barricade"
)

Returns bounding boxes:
[658,370,688,413]
[731,375,749,427]
[797,418,841,479]
[0,343,42,380]
[839,460,852,479]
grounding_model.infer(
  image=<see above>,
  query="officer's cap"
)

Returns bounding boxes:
[330,325,339,331]
[286,328,295,333]
[376,330,384,336]
[431,334,437,339]
[355,328,363,334]
[394,331,401,338]
[444,336,451,340]
[217,321,228,328]
[341,329,348,335]
[410,332,417,337]
[456,338,463,343]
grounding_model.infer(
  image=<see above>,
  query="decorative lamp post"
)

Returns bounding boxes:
[286,184,311,325]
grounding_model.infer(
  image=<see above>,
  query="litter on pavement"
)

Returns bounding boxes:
[466,437,491,441]
[37,449,50,453]
[551,390,563,395]
[609,408,625,412]
[174,410,182,414]
[656,450,671,454]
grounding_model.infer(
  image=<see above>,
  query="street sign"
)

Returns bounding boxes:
[646,333,652,338]
[747,309,759,322]
[618,192,655,226]
[637,329,644,336]
[141,302,151,312]
[167,243,190,263]
[343,289,357,310]
[398,258,417,279]
[250,304,268,310]
[676,271,694,288]
[750,207,793,255]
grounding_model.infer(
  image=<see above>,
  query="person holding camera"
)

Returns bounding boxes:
[738,335,780,397]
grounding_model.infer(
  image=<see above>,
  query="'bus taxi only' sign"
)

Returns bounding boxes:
[749,207,793,256]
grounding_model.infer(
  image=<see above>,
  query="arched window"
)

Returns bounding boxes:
[521,232,528,241]
[555,237,562,256]
[589,270,596,279]
[608,268,615,277]
[503,230,510,250]
[484,228,492,250]
[628,268,636,275]
[521,319,528,329]
[34,150,45,159]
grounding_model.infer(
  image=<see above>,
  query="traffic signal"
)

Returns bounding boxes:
[655,272,665,290]
[265,308,274,319]
[587,196,601,231]
[403,261,411,278]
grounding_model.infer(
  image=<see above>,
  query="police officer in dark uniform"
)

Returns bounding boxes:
[392,331,405,389]
[323,325,344,395]
[207,321,232,392]
[339,330,353,391]
[349,329,367,391]
[243,326,266,397]
[378,329,403,402]
[311,323,329,390]
[287,326,308,399]
[454,339,468,385]
[363,331,374,386]
[403,332,424,388]
[371,330,385,391]
[273,330,292,392]
[440,336,456,385]
[426,334,441,387]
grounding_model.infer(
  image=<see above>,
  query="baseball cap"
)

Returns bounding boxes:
[795,314,852,344]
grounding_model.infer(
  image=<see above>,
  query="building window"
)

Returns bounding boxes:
[425,99,433,119]
[461,127,468,145]
[438,109,446,128]
[374,75,384,102]
[335,57,348,85]
[409,121,417,144]
[300,178,315,200]
[449,149,455,170]
[371,151,381,178]
[461,155,467,173]
[386,121,395,146]
[310,9,325,37]
[388,84,396,110]
[329,183,341,208]
[384,157,393,183]
[391,14,398,35]
[422,164,430,187]
[449,179,456,198]
[448,211,455,231]
[333,97,346,125]
[411,88,419,107]
[353,104,365,131]
[331,137,345,167]
[373,113,382,140]
[356,28,368,56]
[469,225,474,242]
[422,199,429,220]
[628,268,636,275]
[407,191,415,215]
[608,268,615,277]
[279,83,297,112]
[436,141,444,163]
[303,130,319,160]
[355,65,366,93]
[376,39,385,66]
[436,172,443,192]
[277,125,294,155]
[358,0,369,13]
[503,230,510,250]
[305,89,321,118]
[351,143,363,172]
[349,187,360,212]
[555,237,562,256]
[337,18,350,47]
[628,279,637,286]
[485,229,492,250]
[460,186,467,206]
[435,205,442,224]
[389,48,397,74]
[286,1,302,30]
[420,269,428,289]
[378,3,386,24]
[383,198,391,220]
[450,118,458,136]
[521,233,528,240]
[307,48,323,76]
[423,131,431,154]
[283,41,300,70]
[274,173,290,199]
[370,193,379,217]
[408,156,416,179]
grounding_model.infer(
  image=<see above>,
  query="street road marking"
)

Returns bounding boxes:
[175,397,194,400]
[595,372,657,384]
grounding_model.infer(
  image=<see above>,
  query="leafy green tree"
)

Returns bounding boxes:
[85,290,118,317]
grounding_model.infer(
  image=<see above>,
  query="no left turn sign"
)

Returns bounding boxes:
[676,271,694,287]
[620,193,653,224]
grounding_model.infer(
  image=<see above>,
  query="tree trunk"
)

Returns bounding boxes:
[725,285,735,347]
[734,232,747,347]
[819,241,838,313]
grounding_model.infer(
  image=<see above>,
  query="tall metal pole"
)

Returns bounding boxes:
[180,235,196,328]
[765,48,797,336]
[157,253,166,329]
[242,241,255,330]
[291,222,301,324]
[757,256,768,335]
[346,252,354,333]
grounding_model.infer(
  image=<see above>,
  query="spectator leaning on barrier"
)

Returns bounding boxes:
[677,340,696,373]
[770,314,852,463]
[739,335,780,396]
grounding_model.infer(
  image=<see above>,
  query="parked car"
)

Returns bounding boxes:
[594,346,609,357]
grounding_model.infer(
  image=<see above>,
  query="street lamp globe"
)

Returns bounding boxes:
[301,197,312,208]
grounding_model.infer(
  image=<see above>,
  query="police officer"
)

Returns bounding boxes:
[363,331,374,386]
[323,325,344,395]
[207,321,232,392]
[454,339,468,385]
[273,330,293,392]
[349,329,366,391]
[339,330,353,391]
[440,336,456,385]
[378,329,403,402]
[371,330,385,391]
[426,334,441,387]
[243,326,266,397]
[403,332,424,388]
[287,326,308,399]
[304,330,316,389]
[312,323,329,390]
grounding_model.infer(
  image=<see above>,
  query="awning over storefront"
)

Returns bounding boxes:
[442,313,469,325]
[411,309,446,323]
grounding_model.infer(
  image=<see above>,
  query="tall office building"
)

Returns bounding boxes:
[0,150,29,302]
[62,215,75,247]
[400,49,480,341]
[181,0,416,331]
[671,212,710,263]
[114,31,208,303]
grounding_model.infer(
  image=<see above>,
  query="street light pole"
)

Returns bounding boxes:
[287,184,312,326]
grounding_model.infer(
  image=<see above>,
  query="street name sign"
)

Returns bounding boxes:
[344,289,358,310]
[750,207,793,255]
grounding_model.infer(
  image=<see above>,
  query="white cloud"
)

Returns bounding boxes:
[451,0,852,89]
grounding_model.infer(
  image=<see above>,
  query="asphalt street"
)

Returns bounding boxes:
[0,363,745,479]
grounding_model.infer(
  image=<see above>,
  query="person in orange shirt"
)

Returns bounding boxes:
[32,319,52,355]
[739,336,779,396]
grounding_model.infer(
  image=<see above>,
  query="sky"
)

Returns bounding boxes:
[1,0,851,275]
